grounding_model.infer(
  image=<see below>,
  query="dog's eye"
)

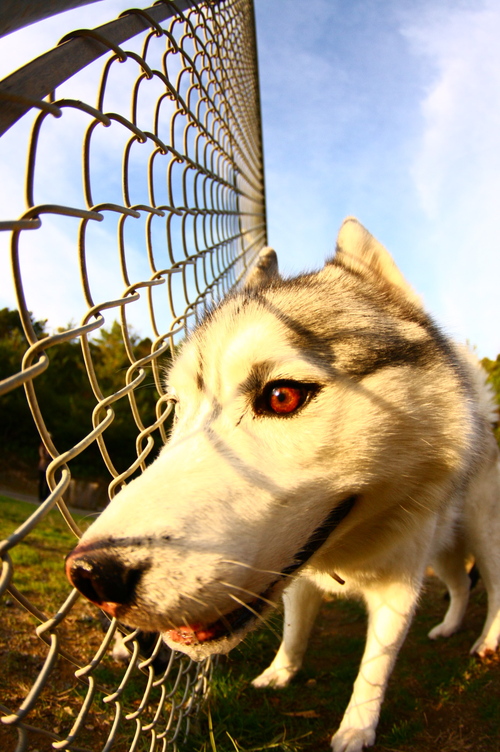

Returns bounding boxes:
[269,385,303,414]
[256,381,317,416]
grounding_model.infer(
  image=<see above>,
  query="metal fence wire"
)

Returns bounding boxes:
[0,0,267,749]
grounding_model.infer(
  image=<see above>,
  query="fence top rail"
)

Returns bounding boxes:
[0,0,105,39]
[0,0,216,136]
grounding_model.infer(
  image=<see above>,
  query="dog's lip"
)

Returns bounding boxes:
[166,623,226,646]
[166,589,274,646]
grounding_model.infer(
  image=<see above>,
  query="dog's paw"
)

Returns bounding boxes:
[330,727,375,752]
[251,664,296,689]
[470,634,499,657]
[428,621,458,640]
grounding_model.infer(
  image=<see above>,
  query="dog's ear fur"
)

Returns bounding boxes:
[334,217,422,307]
[244,246,279,289]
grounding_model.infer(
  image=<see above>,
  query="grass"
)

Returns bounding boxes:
[1,494,500,751]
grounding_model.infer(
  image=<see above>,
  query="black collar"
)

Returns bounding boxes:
[280,494,357,578]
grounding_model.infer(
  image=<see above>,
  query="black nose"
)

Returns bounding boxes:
[66,547,144,614]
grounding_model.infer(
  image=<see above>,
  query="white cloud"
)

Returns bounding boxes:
[404,0,500,217]
[401,0,500,356]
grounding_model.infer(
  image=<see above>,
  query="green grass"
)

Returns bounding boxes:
[0,495,91,608]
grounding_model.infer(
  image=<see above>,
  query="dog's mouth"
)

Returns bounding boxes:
[165,495,357,650]
[166,589,271,647]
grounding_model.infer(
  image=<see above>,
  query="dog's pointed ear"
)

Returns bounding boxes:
[244,246,279,289]
[333,217,422,306]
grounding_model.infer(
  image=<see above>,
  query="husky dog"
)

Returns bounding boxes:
[66,219,500,751]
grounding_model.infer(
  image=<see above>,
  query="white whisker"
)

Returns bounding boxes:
[226,593,282,642]
[219,581,278,609]
[180,591,210,610]
[406,494,433,513]
[221,558,294,581]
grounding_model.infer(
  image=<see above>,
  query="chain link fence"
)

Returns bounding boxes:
[0,0,267,748]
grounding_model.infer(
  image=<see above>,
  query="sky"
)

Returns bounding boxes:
[0,0,499,357]
[254,0,500,358]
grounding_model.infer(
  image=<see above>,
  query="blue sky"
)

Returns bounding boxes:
[254,0,500,358]
[1,0,499,356]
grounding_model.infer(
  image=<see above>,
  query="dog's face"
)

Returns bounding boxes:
[66,219,470,659]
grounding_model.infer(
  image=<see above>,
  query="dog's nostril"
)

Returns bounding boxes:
[66,550,143,608]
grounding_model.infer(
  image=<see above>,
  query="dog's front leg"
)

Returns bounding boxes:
[252,575,323,688]
[331,579,420,752]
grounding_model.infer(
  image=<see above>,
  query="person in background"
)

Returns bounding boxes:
[38,441,51,501]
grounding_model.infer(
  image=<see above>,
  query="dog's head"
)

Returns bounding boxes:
[66,219,471,659]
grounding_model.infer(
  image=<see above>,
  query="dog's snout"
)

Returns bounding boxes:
[66,547,144,616]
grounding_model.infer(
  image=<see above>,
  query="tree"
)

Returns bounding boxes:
[481,355,500,446]
[89,320,166,475]
[0,309,171,481]
[0,309,49,468]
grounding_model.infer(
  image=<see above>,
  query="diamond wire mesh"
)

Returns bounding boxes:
[0,0,267,749]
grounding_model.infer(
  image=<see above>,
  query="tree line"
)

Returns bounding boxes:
[481,353,500,445]
[0,307,170,482]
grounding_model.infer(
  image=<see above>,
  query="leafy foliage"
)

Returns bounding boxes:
[0,308,170,481]
[481,354,500,445]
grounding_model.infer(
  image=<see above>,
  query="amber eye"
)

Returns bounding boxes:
[255,381,319,417]
[268,385,303,414]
